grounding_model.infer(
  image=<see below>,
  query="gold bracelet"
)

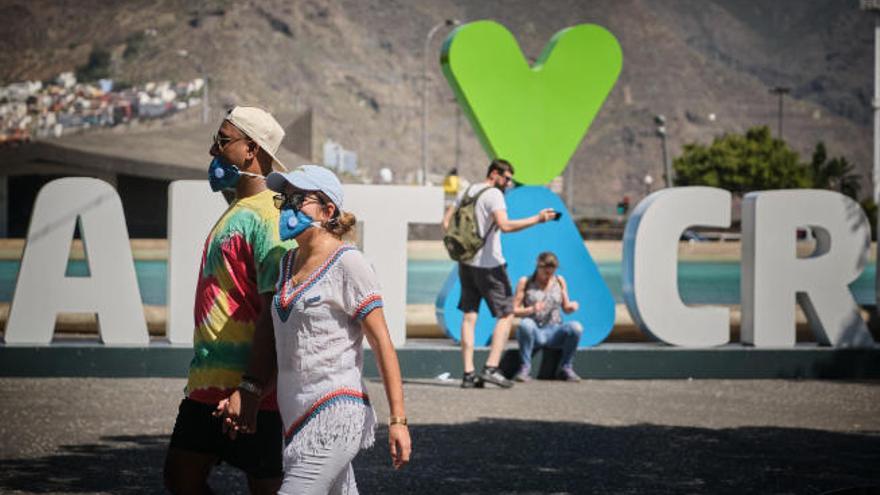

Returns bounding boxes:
[389,416,408,426]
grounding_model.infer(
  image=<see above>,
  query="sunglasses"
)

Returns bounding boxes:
[538,263,558,270]
[212,132,246,151]
[273,192,324,210]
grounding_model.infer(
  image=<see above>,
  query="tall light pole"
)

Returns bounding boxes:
[655,115,673,187]
[453,97,461,170]
[178,49,210,124]
[862,0,880,204]
[421,18,460,185]
[769,86,790,140]
[565,162,574,214]
[860,0,880,314]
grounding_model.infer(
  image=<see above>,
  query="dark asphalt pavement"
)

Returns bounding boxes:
[0,378,878,494]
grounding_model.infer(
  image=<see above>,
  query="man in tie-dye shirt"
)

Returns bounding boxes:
[164,107,295,494]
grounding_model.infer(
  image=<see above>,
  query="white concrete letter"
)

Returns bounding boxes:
[622,187,731,347]
[166,182,443,348]
[344,185,444,347]
[741,190,874,347]
[6,178,148,345]
[166,181,228,345]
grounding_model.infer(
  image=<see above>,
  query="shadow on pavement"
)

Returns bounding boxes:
[358,420,880,494]
[0,420,878,494]
[0,434,246,494]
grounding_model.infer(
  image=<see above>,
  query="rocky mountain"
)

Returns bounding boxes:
[0,0,874,214]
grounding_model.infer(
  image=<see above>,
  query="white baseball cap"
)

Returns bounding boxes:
[225,106,287,172]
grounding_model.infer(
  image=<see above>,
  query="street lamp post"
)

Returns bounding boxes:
[565,162,574,214]
[202,74,210,124]
[863,0,880,312]
[421,18,460,185]
[655,115,673,187]
[454,98,461,170]
[769,86,791,140]
[862,0,880,203]
[178,50,210,124]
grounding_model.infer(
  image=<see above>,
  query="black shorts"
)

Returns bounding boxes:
[458,262,514,317]
[168,398,283,479]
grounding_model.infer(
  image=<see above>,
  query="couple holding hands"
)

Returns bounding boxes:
[164,106,409,495]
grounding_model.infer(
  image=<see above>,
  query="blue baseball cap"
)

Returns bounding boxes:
[267,164,344,209]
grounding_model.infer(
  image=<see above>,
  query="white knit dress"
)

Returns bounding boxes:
[272,244,380,484]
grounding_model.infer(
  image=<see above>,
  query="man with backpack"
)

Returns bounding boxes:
[442,159,556,388]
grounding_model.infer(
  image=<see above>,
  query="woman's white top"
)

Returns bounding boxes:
[271,244,380,458]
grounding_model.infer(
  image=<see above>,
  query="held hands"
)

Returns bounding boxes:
[213,389,260,439]
[213,393,241,440]
[388,423,412,470]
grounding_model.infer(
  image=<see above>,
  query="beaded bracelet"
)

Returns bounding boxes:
[237,380,263,397]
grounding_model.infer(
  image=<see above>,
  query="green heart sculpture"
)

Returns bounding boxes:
[441,21,622,185]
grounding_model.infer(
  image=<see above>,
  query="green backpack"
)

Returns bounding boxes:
[443,185,497,262]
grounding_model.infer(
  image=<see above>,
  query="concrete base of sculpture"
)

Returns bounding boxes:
[1,341,878,379]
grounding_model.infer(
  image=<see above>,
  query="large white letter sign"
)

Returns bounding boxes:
[741,190,874,348]
[166,182,443,348]
[622,187,731,347]
[344,185,444,347]
[166,181,228,345]
[6,178,148,345]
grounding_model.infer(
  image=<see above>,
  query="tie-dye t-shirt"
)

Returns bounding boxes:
[186,189,295,409]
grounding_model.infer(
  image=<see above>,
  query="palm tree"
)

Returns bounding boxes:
[808,142,861,199]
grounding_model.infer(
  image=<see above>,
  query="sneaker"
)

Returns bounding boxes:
[479,367,514,388]
[513,364,531,382]
[461,371,484,389]
[558,366,581,382]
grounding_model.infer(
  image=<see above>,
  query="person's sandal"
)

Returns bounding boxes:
[479,367,514,388]
[558,366,582,382]
[461,371,485,389]
[513,364,531,382]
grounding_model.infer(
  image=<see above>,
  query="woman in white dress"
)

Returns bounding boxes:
[219,165,411,494]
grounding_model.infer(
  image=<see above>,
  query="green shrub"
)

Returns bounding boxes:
[75,48,112,82]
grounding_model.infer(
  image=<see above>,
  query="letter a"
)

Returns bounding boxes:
[6,178,148,345]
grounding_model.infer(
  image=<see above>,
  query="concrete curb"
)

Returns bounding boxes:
[0,342,878,379]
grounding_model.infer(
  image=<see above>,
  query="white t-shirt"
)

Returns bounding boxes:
[454,183,507,268]
[271,244,379,457]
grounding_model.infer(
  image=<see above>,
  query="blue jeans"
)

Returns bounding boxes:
[517,318,583,369]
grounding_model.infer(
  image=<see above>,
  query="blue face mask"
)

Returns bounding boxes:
[279,206,321,241]
[208,157,264,192]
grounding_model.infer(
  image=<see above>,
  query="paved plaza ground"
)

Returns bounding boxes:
[0,378,878,494]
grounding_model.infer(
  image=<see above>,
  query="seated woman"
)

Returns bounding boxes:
[513,252,583,382]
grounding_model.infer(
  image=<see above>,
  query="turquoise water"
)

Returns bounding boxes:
[0,259,875,306]
[408,259,877,305]
[0,260,168,306]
